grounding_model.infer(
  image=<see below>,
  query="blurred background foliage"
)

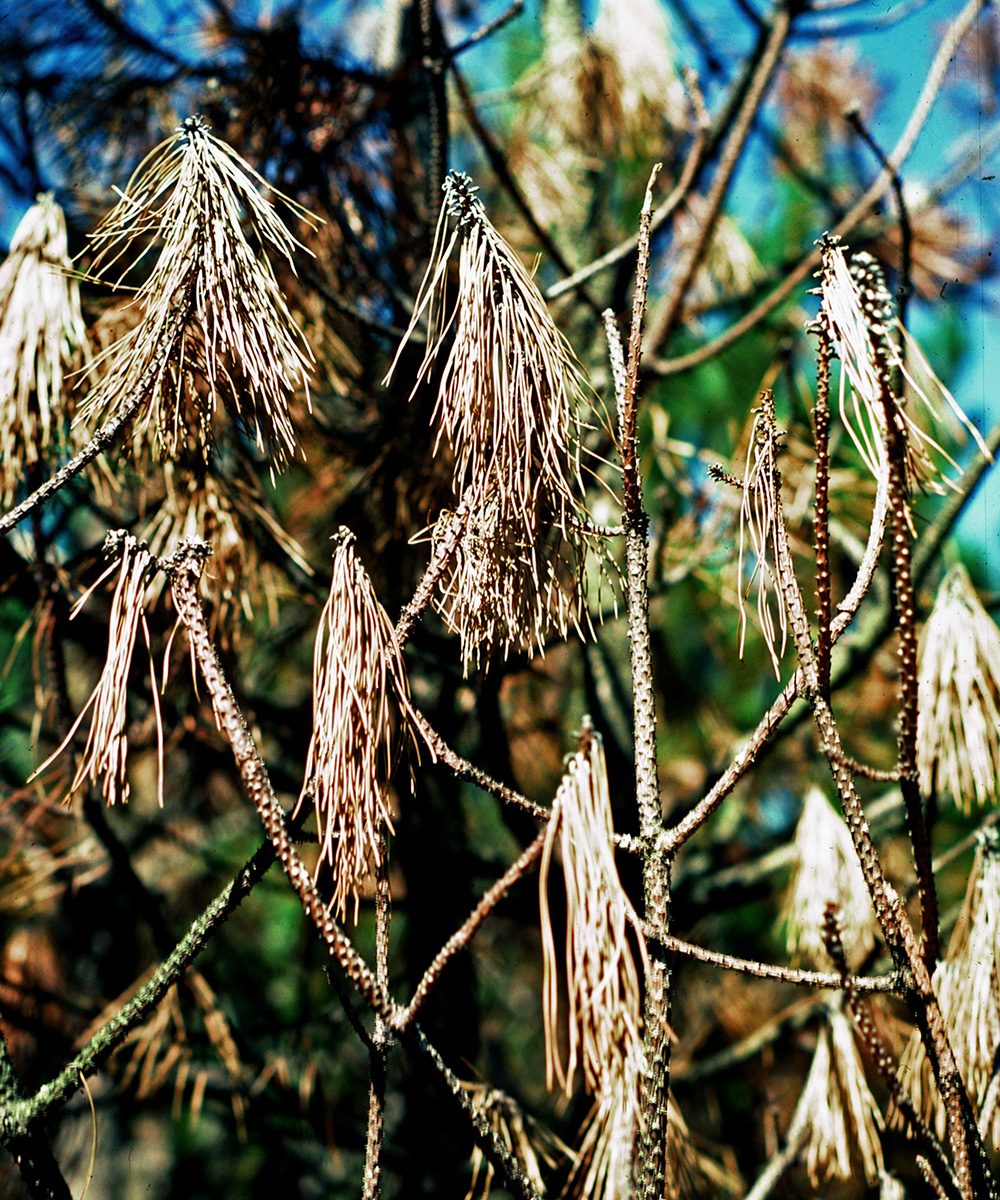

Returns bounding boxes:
[0,0,998,1196]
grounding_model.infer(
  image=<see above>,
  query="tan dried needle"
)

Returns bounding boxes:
[386,172,592,668]
[80,115,315,469]
[0,193,88,506]
[917,562,1000,811]
[462,1082,570,1200]
[539,723,648,1200]
[783,785,877,970]
[32,532,162,807]
[432,488,588,671]
[297,530,423,921]
[816,236,989,491]
[897,828,1000,1146]
[736,397,787,678]
[667,1093,742,1200]
[796,1002,885,1186]
[141,458,312,639]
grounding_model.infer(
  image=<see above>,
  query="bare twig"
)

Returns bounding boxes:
[654,931,898,993]
[18,838,276,1126]
[0,297,192,537]
[407,1026,544,1200]
[644,5,793,354]
[409,706,550,822]
[545,90,709,302]
[362,837,392,1200]
[401,830,546,1031]
[646,0,989,378]
[612,164,674,1200]
[742,1101,810,1200]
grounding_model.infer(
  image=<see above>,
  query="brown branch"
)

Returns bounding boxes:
[611,163,674,1200]
[644,5,793,354]
[759,392,903,952]
[409,706,550,822]
[762,404,996,1196]
[166,539,400,1027]
[394,492,471,650]
[399,830,546,1032]
[0,296,192,537]
[823,905,960,1200]
[812,326,833,695]
[645,0,989,378]
[362,836,392,1200]
[654,930,898,993]
[420,0,449,212]
[871,299,938,968]
[406,1026,543,1200]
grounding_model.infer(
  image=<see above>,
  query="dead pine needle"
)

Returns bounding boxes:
[539,722,648,1200]
[386,171,596,669]
[31,531,162,807]
[736,393,788,678]
[79,115,316,471]
[814,235,990,494]
[297,530,427,921]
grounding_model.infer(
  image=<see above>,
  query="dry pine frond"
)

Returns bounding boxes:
[79,115,315,470]
[387,171,594,669]
[539,723,647,1200]
[31,532,162,807]
[0,194,89,505]
[297,530,425,921]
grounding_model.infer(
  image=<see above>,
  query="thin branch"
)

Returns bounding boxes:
[544,88,709,302]
[619,165,662,838]
[409,706,550,822]
[655,931,898,993]
[406,1025,544,1200]
[0,1028,73,1200]
[846,108,914,331]
[447,1,524,56]
[869,273,938,967]
[742,1101,810,1200]
[18,837,276,1125]
[646,0,989,378]
[394,492,471,649]
[0,295,192,536]
[362,835,391,1200]
[823,905,961,1199]
[616,164,673,1200]
[813,327,833,695]
[400,830,546,1031]
[420,0,448,213]
[644,5,793,354]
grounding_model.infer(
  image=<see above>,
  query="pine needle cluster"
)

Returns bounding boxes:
[387,171,594,670]
[80,114,315,470]
[298,531,424,921]
[0,194,88,505]
[539,726,647,1200]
